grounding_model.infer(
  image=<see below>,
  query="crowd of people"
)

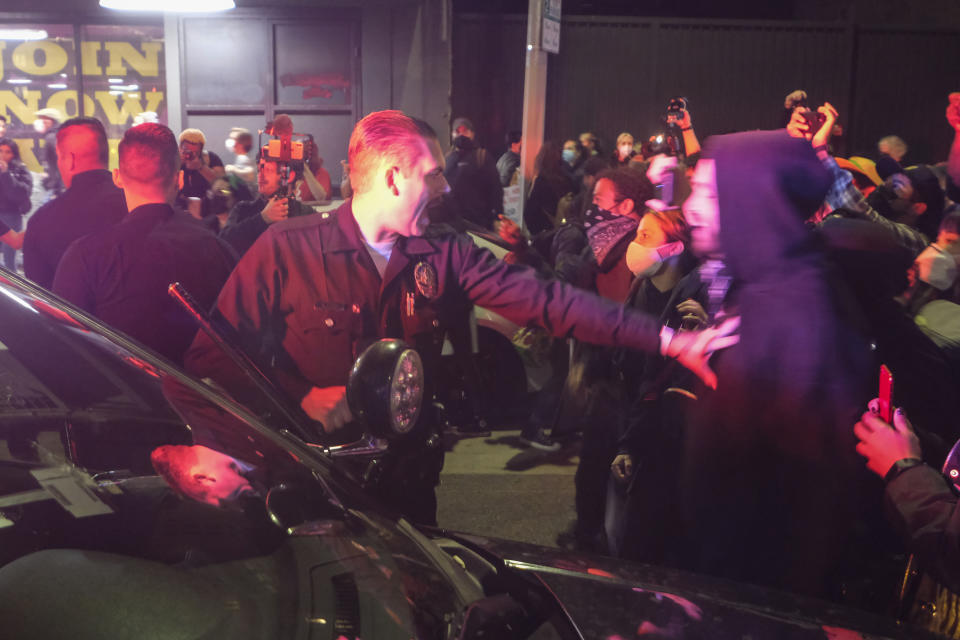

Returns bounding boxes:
[2,88,960,631]
[435,91,960,625]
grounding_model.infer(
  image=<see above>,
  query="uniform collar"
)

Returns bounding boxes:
[327,200,439,258]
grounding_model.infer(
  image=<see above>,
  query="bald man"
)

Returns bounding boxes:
[24,117,127,289]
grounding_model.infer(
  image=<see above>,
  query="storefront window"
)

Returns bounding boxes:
[0,22,165,173]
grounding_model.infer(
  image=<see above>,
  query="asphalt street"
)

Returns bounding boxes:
[436,430,578,548]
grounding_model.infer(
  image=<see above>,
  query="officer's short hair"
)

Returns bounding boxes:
[348,110,427,195]
[119,123,181,188]
[57,117,109,166]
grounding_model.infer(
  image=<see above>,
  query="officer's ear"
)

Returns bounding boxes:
[112,168,124,190]
[384,165,401,197]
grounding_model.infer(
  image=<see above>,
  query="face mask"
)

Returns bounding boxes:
[562,149,576,164]
[619,145,633,157]
[225,138,236,151]
[626,240,685,277]
[33,119,47,134]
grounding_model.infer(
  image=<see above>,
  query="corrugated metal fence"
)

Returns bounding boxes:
[453,14,960,164]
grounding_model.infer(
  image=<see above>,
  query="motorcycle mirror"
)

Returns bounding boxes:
[346,339,424,441]
[942,438,960,493]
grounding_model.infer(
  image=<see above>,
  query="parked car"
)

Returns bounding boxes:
[0,268,940,639]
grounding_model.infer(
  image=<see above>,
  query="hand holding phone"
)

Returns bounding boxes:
[878,364,894,424]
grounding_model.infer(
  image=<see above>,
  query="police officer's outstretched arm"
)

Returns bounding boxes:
[448,235,738,388]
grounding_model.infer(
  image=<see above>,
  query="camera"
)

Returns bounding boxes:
[265,137,305,164]
[666,96,687,122]
[181,149,196,162]
[259,114,316,202]
[798,107,826,131]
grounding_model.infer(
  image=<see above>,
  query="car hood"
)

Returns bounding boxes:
[443,531,932,640]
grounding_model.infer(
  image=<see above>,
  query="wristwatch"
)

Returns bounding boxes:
[884,458,924,484]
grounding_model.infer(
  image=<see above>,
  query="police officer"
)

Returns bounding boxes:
[185,109,737,525]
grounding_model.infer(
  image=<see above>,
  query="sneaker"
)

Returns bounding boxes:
[520,429,561,452]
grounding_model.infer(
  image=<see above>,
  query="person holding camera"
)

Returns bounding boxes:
[220,152,314,257]
[177,128,226,217]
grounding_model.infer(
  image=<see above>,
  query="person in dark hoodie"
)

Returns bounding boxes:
[680,128,873,599]
[443,117,502,229]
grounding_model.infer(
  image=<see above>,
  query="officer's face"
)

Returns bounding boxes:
[389,138,448,237]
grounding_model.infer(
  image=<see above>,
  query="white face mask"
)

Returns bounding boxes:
[626,240,685,277]
[33,119,47,134]
[225,138,236,151]
[619,144,633,157]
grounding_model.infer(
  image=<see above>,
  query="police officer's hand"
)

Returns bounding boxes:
[301,386,353,433]
[261,195,289,224]
[611,453,634,482]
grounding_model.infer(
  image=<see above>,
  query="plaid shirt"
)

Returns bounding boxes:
[814,145,929,257]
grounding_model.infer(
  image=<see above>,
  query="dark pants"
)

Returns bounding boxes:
[573,391,621,548]
[522,340,569,439]
[0,212,21,271]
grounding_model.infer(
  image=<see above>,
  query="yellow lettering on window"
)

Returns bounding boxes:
[94,90,164,126]
[13,138,41,173]
[80,41,103,76]
[0,89,41,126]
[0,42,6,83]
[46,90,97,121]
[103,42,162,77]
[12,41,69,76]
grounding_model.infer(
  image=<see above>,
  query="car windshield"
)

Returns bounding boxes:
[0,271,478,639]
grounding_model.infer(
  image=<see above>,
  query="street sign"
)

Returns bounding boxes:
[542,0,561,54]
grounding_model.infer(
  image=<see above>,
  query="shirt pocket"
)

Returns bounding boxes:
[288,302,363,371]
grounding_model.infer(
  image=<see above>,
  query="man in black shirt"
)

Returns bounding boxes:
[53,123,236,365]
[24,117,127,290]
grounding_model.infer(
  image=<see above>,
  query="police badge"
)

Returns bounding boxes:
[414,261,439,299]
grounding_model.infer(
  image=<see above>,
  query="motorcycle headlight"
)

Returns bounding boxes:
[347,339,424,440]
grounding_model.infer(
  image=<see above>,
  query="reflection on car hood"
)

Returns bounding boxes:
[446,532,932,640]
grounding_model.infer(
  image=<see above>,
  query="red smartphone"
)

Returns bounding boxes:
[878,364,894,424]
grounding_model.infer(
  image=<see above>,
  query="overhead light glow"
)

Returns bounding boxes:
[99,0,235,11]
[0,29,49,40]
[108,78,124,84]
[7,78,32,84]
[48,83,68,89]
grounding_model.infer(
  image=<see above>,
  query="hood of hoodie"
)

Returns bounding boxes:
[707,129,832,286]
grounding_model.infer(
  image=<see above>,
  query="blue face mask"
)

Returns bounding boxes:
[562,149,576,164]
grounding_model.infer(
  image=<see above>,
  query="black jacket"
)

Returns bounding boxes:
[24,169,126,290]
[220,194,315,258]
[0,160,32,218]
[53,203,236,365]
[444,136,503,229]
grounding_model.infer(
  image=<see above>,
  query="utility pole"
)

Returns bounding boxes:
[518,0,559,230]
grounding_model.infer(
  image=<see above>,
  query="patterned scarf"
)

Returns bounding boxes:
[582,205,638,268]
